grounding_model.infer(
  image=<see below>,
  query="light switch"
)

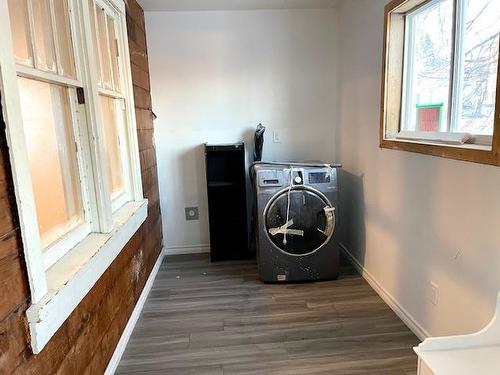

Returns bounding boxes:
[273,130,281,143]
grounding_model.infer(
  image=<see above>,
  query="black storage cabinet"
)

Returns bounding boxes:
[205,143,249,261]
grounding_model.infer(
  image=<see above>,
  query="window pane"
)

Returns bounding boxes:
[456,0,500,135]
[97,6,113,89]
[87,0,102,84]
[18,77,84,248]
[107,15,121,92]
[53,0,76,78]
[32,0,57,72]
[100,95,125,199]
[404,0,454,132]
[7,0,33,67]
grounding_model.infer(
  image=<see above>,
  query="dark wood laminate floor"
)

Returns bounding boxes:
[116,254,419,375]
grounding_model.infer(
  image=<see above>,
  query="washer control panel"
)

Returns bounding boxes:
[258,170,284,187]
[292,170,304,185]
[257,166,337,188]
[308,171,331,184]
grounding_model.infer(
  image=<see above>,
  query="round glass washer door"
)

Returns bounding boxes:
[264,186,335,256]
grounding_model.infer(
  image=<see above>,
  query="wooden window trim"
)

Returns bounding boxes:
[380,0,500,166]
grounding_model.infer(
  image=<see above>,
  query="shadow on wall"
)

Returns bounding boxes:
[178,144,208,201]
[241,126,256,231]
[337,169,366,265]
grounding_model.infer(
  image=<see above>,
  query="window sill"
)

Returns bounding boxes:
[380,138,499,166]
[26,199,148,354]
[387,137,492,150]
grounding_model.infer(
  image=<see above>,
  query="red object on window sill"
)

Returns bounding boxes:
[416,104,442,132]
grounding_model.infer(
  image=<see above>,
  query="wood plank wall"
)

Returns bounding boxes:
[0,1,162,373]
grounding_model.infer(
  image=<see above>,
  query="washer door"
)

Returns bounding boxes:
[265,186,335,256]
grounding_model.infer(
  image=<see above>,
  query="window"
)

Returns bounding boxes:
[7,0,93,270]
[18,77,90,268]
[381,0,500,165]
[89,0,132,210]
[0,0,146,353]
[402,0,454,134]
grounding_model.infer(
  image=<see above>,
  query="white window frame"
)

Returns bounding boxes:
[400,0,496,146]
[0,0,146,353]
[90,0,137,212]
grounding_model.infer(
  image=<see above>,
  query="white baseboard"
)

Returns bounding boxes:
[165,244,210,255]
[339,243,430,341]
[104,248,166,375]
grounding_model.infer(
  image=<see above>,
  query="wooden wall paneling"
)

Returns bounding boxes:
[139,149,157,172]
[0,197,17,232]
[131,63,151,92]
[126,0,146,32]
[0,304,29,371]
[141,165,159,195]
[137,129,155,151]
[129,39,149,72]
[135,108,154,130]
[133,86,152,110]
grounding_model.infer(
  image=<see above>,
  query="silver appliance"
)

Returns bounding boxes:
[252,162,340,282]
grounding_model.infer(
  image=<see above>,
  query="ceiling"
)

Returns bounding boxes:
[137,0,341,12]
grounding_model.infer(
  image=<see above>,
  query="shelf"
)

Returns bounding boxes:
[205,143,244,152]
[205,143,249,261]
[208,181,241,188]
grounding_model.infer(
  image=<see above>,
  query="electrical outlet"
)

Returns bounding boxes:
[185,207,199,221]
[273,130,281,143]
[430,282,439,306]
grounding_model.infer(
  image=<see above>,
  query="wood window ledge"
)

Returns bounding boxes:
[380,139,500,166]
[26,199,148,354]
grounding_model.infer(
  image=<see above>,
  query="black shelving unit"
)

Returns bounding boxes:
[204,143,249,262]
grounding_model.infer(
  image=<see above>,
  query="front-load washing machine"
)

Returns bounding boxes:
[252,162,341,283]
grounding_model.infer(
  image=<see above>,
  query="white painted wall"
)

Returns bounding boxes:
[336,0,500,338]
[146,9,338,253]
[138,0,340,11]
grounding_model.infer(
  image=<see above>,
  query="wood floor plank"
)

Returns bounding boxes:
[223,348,416,375]
[116,254,419,374]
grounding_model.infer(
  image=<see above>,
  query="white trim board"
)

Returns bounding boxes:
[165,245,210,255]
[104,248,165,375]
[339,242,430,341]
